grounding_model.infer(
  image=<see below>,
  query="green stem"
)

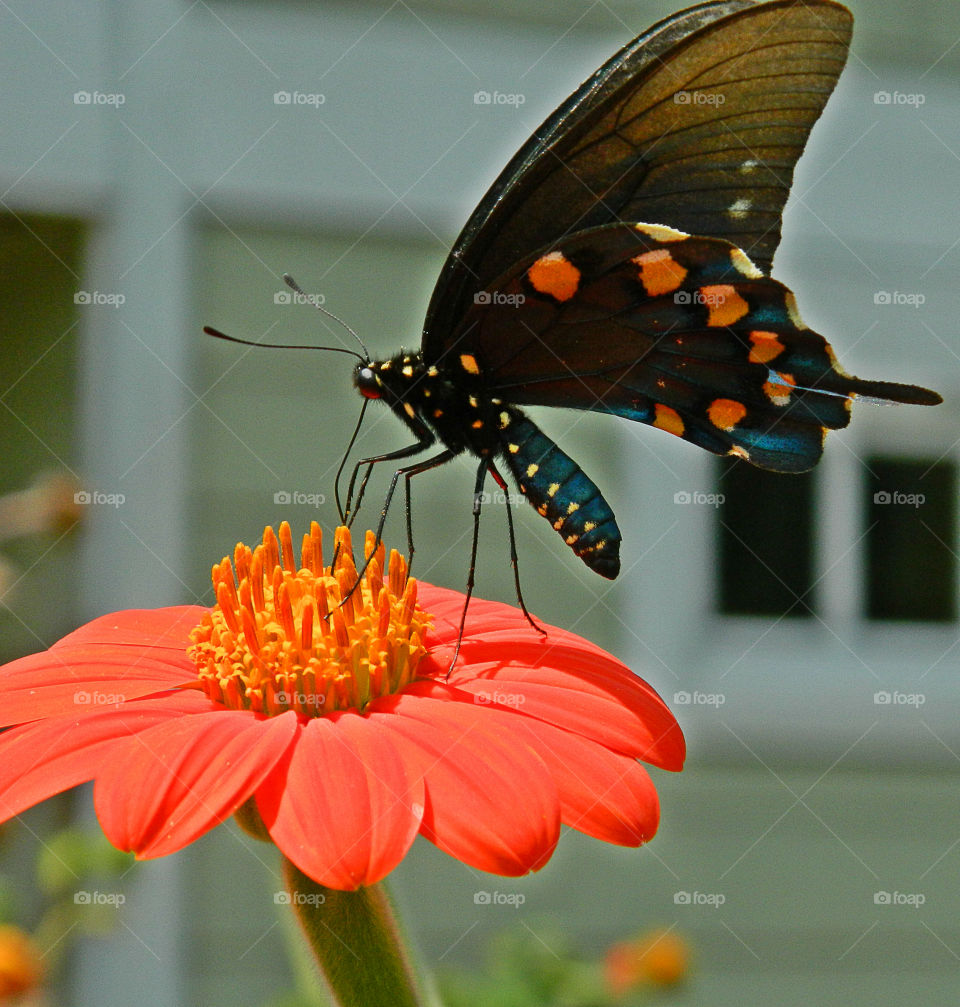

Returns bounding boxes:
[281,857,431,1007]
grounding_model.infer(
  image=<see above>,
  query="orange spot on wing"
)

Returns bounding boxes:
[764,372,796,406]
[633,248,687,296]
[702,285,750,327]
[708,398,747,431]
[748,330,785,364]
[653,403,685,437]
[527,251,580,302]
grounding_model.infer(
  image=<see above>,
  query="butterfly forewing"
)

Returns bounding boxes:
[422,0,853,357]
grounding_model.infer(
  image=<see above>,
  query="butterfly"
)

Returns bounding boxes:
[208,0,940,627]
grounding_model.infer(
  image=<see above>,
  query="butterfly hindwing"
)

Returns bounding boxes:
[422,0,853,357]
[451,223,940,474]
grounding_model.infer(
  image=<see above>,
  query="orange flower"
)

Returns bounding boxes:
[0,925,42,999]
[605,928,689,993]
[0,523,683,890]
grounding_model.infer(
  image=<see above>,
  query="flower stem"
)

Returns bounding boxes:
[281,856,430,1007]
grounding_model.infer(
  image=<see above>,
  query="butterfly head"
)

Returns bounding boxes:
[354,363,383,401]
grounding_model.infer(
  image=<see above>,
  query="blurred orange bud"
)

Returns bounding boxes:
[0,925,43,998]
[604,928,689,994]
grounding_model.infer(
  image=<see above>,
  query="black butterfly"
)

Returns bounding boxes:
[209,0,940,625]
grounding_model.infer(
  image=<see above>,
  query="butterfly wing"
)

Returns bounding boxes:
[452,223,941,473]
[422,0,853,360]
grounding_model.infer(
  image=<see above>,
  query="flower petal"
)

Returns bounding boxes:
[0,607,202,727]
[94,709,299,858]
[0,693,211,821]
[506,716,660,846]
[257,712,425,891]
[370,688,561,877]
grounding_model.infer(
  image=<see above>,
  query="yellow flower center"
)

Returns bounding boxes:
[187,523,431,717]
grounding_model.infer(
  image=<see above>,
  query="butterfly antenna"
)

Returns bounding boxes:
[283,273,371,361]
[334,398,370,522]
[203,325,367,363]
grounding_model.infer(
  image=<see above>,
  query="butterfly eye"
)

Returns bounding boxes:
[354,365,382,400]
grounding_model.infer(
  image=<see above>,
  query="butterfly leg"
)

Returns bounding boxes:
[343,436,435,530]
[487,462,545,636]
[348,447,457,598]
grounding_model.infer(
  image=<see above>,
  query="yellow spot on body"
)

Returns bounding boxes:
[566,502,579,515]
[583,522,595,532]
[423,389,431,397]
[403,355,410,363]
[433,408,444,419]
[491,398,501,405]
[427,366,439,377]
[526,463,539,478]
[468,395,478,408]
[403,402,416,419]
[703,285,750,327]
[459,353,480,374]
[499,412,510,429]
[508,443,519,454]
[547,483,560,497]
[784,291,807,329]
[632,248,688,296]
[708,398,748,431]
[729,247,762,278]
[748,331,785,364]
[402,365,414,377]
[379,360,392,371]
[527,251,580,302]
[653,403,685,437]
[471,419,483,429]
[764,372,796,406]
[635,222,689,242]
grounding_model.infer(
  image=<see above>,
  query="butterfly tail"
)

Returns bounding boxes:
[498,409,621,578]
[844,376,942,407]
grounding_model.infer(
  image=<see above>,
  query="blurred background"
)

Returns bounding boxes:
[0,1,957,1004]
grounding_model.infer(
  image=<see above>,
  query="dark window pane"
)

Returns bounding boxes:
[716,461,816,617]
[865,458,956,621]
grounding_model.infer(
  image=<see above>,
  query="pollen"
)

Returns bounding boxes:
[187,523,431,717]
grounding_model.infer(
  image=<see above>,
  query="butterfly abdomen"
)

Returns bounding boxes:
[497,407,621,578]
